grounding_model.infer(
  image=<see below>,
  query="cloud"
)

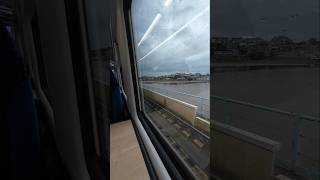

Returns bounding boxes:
[211,0,319,41]
[131,0,210,76]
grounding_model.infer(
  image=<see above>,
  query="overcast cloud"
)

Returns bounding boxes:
[131,0,210,76]
[212,0,319,41]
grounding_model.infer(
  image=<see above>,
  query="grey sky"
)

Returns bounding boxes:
[131,0,210,76]
[130,0,318,76]
[212,0,319,41]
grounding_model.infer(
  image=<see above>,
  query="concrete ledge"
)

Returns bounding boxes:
[212,121,281,180]
[143,89,197,124]
[194,117,210,133]
[143,88,166,105]
[273,175,293,180]
[213,121,280,152]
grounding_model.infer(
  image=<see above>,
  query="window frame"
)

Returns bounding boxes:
[122,0,203,179]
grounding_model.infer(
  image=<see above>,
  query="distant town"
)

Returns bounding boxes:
[141,72,210,82]
[211,36,320,62]
[142,36,319,81]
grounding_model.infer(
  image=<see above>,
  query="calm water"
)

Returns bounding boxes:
[213,67,320,118]
[144,67,319,118]
[144,82,210,99]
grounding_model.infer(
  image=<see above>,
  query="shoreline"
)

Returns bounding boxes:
[142,80,209,84]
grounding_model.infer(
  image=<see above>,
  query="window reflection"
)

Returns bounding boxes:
[212,0,319,179]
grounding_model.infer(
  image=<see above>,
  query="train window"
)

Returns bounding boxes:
[212,0,319,179]
[131,0,210,179]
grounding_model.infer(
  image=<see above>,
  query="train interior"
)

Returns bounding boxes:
[1,0,319,180]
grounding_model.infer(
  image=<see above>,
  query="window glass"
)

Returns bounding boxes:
[82,0,115,176]
[131,0,210,179]
[212,0,319,179]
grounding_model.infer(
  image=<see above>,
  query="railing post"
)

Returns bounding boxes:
[199,98,203,117]
[291,114,301,173]
[208,101,210,119]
